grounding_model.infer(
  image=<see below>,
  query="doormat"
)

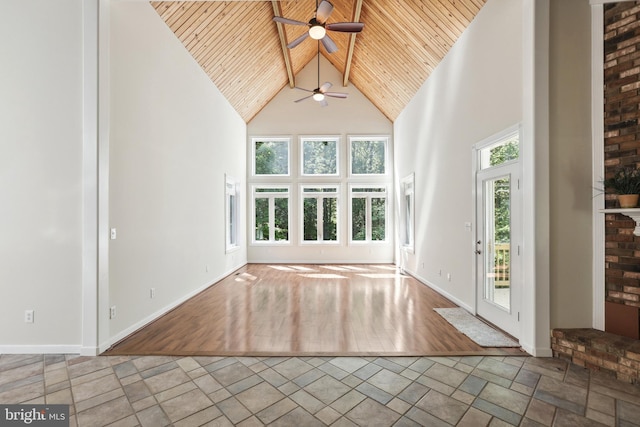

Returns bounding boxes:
[433,308,520,347]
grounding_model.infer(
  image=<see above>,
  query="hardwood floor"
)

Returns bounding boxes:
[105,264,525,357]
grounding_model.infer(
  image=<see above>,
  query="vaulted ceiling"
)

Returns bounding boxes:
[150,0,486,123]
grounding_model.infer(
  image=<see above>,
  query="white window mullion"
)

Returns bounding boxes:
[268,196,276,241]
[366,196,372,241]
[317,196,323,241]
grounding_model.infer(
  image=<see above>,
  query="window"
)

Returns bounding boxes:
[350,136,388,175]
[301,185,339,243]
[253,137,290,176]
[301,137,339,176]
[349,186,387,243]
[225,175,239,252]
[480,131,519,170]
[252,186,290,243]
[401,173,415,252]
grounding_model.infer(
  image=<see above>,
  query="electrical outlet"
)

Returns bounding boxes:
[24,310,34,323]
[110,306,116,319]
[447,273,452,281]
[150,288,156,299]
[110,228,117,240]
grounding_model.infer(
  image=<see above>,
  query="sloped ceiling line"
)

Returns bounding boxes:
[151,0,486,123]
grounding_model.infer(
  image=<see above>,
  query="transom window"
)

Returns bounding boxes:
[479,132,519,170]
[350,136,388,175]
[301,137,339,176]
[253,137,290,176]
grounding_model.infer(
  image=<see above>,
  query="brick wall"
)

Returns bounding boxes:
[604,3,640,316]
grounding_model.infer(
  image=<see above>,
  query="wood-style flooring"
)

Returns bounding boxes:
[105,264,525,357]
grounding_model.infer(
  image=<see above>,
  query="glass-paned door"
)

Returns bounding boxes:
[475,132,521,339]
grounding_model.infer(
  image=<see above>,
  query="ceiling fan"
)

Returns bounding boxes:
[294,44,348,107]
[273,0,364,54]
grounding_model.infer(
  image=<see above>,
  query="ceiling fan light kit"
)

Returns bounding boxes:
[294,43,348,107]
[308,21,327,40]
[273,0,364,52]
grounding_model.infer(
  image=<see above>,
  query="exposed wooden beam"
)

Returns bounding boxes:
[342,0,363,87]
[272,1,295,88]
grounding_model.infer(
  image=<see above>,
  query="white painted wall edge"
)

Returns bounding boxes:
[98,263,247,353]
[591,4,605,331]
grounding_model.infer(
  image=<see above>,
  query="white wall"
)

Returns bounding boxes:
[0,0,84,351]
[248,55,393,263]
[108,2,247,344]
[394,0,523,310]
[549,0,592,328]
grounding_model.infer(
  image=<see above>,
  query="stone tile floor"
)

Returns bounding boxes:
[1,354,640,426]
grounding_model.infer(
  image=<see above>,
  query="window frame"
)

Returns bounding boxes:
[251,185,291,245]
[348,136,389,177]
[225,174,240,253]
[401,173,415,253]
[348,184,388,244]
[252,136,291,177]
[299,184,341,245]
[300,136,340,177]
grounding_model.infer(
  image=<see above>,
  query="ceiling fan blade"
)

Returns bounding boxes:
[294,86,314,93]
[325,92,348,99]
[287,32,309,49]
[273,16,309,26]
[320,98,329,107]
[321,35,338,54]
[319,82,333,93]
[326,22,364,33]
[295,95,314,103]
[316,0,334,24]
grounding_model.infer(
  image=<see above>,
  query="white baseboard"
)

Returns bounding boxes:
[404,269,474,313]
[104,263,247,351]
[0,345,82,355]
[248,259,395,264]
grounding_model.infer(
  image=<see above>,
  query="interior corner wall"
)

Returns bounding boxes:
[548,0,592,328]
[108,2,247,344]
[247,55,393,263]
[393,0,523,310]
[0,0,84,351]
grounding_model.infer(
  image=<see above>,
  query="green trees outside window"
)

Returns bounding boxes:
[253,187,289,242]
[254,139,289,175]
[351,138,386,175]
[302,139,338,175]
[350,187,387,242]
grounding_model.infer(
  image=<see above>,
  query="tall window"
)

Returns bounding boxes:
[301,137,339,176]
[401,173,415,252]
[225,174,239,252]
[350,186,387,243]
[252,186,290,243]
[301,185,339,243]
[253,137,290,176]
[350,136,388,175]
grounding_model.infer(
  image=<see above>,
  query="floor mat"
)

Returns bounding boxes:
[433,307,520,347]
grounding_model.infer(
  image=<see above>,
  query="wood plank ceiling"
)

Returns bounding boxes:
[150,0,486,123]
